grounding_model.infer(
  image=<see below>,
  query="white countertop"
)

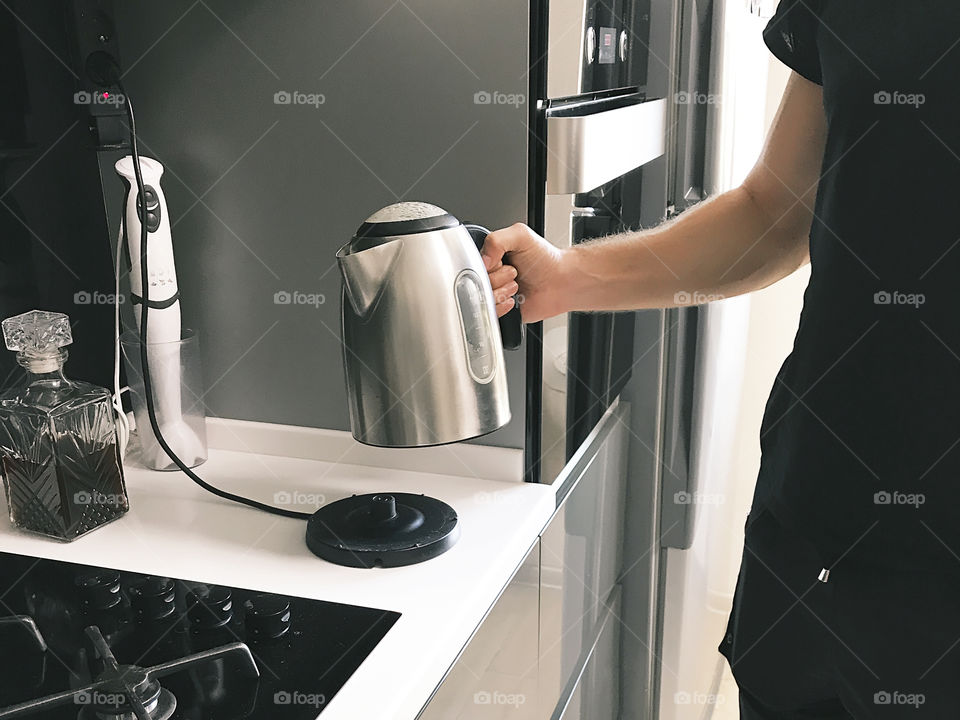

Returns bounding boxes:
[0,419,557,720]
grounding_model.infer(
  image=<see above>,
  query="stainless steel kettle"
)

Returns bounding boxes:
[337,202,524,447]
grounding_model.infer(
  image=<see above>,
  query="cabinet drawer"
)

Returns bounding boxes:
[539,403,628,716]
[418,541,540,720]
[554,587,622,720]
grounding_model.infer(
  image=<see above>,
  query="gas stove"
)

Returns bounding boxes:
[0,551,400,719]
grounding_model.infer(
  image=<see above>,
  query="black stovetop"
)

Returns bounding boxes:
[0,551,400,719]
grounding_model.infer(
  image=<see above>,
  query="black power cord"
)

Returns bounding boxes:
[116,81,311,521]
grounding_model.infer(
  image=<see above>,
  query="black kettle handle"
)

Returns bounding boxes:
[464,224,525,350]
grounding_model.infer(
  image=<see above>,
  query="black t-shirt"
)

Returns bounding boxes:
[758,0,960,571]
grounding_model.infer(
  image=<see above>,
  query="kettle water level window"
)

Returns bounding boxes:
[455,270,498,384]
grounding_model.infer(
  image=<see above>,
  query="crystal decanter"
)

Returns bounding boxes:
[0,310,128,540]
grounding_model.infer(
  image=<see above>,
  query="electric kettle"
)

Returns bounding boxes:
[337,202,524,447]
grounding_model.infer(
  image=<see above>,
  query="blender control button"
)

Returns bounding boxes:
[141,187,159,209]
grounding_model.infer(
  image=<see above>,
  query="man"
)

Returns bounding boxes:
[483,1,960,717]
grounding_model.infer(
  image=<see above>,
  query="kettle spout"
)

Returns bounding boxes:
[336,240,403,317]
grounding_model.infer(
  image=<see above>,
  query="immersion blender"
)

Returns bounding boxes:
[115,155,204,469]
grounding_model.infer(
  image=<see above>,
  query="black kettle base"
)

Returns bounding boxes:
[305,493,460,568]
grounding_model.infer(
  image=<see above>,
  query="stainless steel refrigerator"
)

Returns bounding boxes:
[530,1,719,718]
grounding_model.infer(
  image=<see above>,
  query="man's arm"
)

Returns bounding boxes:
[482,72,828,321]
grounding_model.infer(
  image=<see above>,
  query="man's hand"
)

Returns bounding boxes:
[481,223,567,323]
[481,74,824,319]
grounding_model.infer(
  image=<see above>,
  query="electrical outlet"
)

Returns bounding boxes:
[67,0,127,147]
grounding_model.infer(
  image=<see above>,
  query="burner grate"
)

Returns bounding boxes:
[0,616,47,653]
[0,626,258,720]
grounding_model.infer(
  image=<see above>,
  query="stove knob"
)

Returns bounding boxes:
[243,595,291,640]
[75,570,122,611]
[128,577,177,622]
[186,585,233,630]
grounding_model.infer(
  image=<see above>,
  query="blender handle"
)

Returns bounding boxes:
[464,224,525,350]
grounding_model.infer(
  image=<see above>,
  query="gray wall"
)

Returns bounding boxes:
[101,0,529,447]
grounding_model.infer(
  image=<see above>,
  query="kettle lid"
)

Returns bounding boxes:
[348,201,460,253]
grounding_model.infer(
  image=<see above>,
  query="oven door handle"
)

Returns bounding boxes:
[545,95,667,195]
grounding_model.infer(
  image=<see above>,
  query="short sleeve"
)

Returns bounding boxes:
[763,0,823,85]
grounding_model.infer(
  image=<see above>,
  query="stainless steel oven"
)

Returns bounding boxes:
[534,0,670,483]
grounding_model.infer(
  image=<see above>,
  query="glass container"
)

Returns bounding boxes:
[0,310,128,540]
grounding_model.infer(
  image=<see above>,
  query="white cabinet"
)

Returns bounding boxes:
[419,402,629,720]
[554,588,622,720]
[417,541,541,720]
[540,402,628,719]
